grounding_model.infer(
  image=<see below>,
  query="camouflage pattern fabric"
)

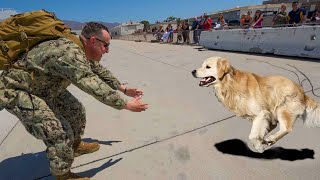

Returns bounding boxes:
[4,89,75,175]
[0,38,127,175]
[90,60,121,90]
[273,12,289,25]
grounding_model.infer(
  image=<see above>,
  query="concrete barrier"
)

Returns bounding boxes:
[199,26,320,59]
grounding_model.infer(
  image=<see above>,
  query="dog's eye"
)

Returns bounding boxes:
[206,65,211,69]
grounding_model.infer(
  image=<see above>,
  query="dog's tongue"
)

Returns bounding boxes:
[199,78,207,86]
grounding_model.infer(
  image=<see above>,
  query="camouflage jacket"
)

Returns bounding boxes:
[273,12,289,25]
[0,38,126,110]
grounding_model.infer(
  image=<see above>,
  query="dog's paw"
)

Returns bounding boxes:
[264,137,276,146]
[253,142,267,153]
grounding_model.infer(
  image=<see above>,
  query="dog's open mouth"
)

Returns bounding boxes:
[199,76,216,86]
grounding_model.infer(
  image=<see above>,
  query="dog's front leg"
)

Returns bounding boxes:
[249,110,272,153]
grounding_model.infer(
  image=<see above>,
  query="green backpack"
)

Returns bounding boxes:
[0,9,84,70]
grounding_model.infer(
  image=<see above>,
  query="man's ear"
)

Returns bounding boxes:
[217,59,231,79]
[79,35,88,46]
[89,37,96,45]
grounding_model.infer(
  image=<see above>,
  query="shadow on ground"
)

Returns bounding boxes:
[0,139,122,179]
[214,139,315,161]
[34,157,122,180]
[77,158,122,178]
[82,138,122,146]
[0,151,50,179]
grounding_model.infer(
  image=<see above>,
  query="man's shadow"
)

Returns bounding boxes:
[82,138,122,146]
[0,151,50,180]
[214,139,315,161]
[0,139,122,180]
[77,158,122,178]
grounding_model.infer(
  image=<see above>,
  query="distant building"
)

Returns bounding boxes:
[110,21,144,36]
[263,0,297,4]
[0,8,18,21]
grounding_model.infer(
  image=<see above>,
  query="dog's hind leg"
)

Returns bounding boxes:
[265,108,297,146]
[249,110,273,153]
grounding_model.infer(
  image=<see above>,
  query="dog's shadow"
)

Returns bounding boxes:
[214,139,314,161]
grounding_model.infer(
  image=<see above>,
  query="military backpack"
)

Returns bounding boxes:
[0,9,84,70]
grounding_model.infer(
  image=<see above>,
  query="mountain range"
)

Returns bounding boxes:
[63,20,121,30]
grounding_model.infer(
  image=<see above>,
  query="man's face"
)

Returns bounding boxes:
[87,29,111,61]
[292,3,299,11]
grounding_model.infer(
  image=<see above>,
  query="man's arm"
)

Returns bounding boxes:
[90,61,121,90]
[44,42,127,110]
[300,9,307,23]
[90,61,139,96]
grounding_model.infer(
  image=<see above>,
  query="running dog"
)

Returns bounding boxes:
[192,56,320,152]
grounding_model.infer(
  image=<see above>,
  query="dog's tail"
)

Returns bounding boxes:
[302,95,320,127]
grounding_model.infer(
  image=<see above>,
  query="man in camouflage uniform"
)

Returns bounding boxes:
[0,22,148,180]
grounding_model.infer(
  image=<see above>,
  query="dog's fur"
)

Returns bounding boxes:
[192,56,320,152]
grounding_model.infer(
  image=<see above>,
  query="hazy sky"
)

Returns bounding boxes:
[2,0,264,23]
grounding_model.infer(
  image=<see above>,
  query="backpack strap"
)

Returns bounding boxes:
[0,40,12,70]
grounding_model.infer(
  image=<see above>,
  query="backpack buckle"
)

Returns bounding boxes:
[0,40,9,53]
[20,31,28,41]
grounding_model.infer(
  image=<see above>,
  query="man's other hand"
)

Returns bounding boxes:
[124,96,148,112]
[125,88,143,97]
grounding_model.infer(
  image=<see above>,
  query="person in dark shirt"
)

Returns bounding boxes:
[288,1,306,24]
[191,17,200,44]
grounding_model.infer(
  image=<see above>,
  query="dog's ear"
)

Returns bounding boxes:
[217,59,232,79]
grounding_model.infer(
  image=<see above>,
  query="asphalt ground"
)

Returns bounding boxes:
[1,40,320,180]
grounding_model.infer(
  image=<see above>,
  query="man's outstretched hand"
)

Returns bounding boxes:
[119,84,143,97]
[124,96,148,112]
[125,88,143,97]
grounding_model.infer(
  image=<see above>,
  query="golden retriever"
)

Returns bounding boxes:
[192,56,320,153]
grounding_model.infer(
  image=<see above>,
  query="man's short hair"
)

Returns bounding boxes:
[81,22,109,39]
[292,1,299,5]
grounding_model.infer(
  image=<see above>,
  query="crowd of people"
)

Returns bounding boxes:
[149,1,319,45]
[240,1,320,28]
[151,13,213,45]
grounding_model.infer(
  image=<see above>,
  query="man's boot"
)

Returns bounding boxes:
[55,171,90,180]
[73,139,100,157]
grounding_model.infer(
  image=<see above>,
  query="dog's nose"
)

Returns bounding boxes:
[192,70,196,75]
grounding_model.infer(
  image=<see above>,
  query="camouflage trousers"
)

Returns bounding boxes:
[3,89,86,176]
